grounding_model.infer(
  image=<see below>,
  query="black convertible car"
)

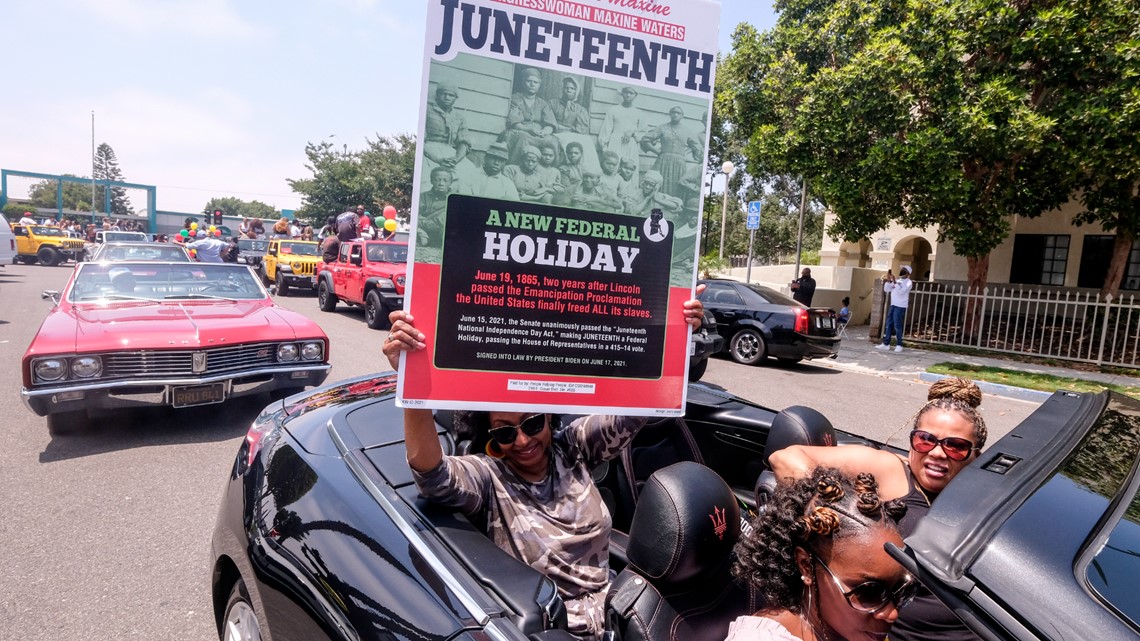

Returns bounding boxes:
[210,375,1140,641]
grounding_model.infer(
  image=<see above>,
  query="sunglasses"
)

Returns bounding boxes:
[813,553,919,613]
[488,414,547,445]
[910,429,977,461]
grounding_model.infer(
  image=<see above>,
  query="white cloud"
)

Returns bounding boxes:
[71,0,263,39]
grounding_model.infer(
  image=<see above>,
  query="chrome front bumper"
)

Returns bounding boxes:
[21,363,331,416]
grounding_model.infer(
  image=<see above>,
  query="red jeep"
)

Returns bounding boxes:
[316,240,408,329]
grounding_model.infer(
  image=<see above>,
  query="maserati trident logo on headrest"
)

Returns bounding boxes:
[709,505,727,540]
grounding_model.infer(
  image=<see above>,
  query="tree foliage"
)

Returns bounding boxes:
[202,197,277,221]
[27,174,95,212]
[718,0,1135,297]
[288,134,416,223]
[94,142,132,217]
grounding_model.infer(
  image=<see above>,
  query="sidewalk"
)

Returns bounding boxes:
[820,324,1140,402]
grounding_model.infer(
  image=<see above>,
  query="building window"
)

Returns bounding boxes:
[1010,234,1069,286]
[1078,235,1140,291]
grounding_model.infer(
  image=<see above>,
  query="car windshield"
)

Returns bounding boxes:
[238,239,269,252]
[104,232,147,242]
[67,262,266,302]
[31,226,64,236]
[743,283,801,306]
[366,243,408,263]
[1073,395,1140,626]
[277,242,319,257]
[96,244,192,262]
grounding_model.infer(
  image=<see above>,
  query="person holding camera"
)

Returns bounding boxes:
[790,267,816,306]
[876,266,913,352]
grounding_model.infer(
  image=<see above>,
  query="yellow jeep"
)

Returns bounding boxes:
[12,224,87,266]
[260,239,321,296]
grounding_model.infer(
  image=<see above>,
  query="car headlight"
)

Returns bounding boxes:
[34,358,68,382]
[71,356,102,378]
[376,277,394,289]
[278,264,293,272]
[301,341,324,361]
[277,344,299,362]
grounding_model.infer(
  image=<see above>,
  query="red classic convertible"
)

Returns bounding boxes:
[21,262,332,435]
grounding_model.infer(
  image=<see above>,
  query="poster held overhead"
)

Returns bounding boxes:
[403,0,723,416]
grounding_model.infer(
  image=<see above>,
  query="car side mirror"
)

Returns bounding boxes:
[41,290,61,304]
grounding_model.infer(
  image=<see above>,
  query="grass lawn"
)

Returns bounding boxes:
[928,362,1140,400]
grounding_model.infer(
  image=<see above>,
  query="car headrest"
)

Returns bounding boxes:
[764,406,836,465]
[626,461,740,586]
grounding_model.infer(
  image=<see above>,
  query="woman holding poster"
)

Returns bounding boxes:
[382,297,706,641]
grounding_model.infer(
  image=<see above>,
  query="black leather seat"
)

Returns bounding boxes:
[605,461,756,641]
[754,406,836,506]
[612,417,703,531]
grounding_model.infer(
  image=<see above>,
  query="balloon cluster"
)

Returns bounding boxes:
[383,205,397,233]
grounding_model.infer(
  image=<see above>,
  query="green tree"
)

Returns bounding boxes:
[288,134,416,224]
[202,197,277,221]
[720,0,1091,327]
[27,175,94,212]
[94,142,132,217]
[1057,0,1140,297]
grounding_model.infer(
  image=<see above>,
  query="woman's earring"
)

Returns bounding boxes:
[485,440,505,459]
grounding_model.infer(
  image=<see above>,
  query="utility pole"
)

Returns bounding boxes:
[794,177,808,279]
[718,161,734,260]
[91,111,96,224]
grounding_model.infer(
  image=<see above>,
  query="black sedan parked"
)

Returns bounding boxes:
[698,278,839,365]
[210,371,1140,641]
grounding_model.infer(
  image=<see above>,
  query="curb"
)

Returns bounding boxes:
[919,372,1053,403]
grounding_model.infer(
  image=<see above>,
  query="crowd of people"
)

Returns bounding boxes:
[13,212,146,241]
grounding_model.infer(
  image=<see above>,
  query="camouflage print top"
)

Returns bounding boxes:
[413,415,647,641]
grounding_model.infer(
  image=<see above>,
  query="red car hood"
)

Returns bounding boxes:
[26,300,320,356]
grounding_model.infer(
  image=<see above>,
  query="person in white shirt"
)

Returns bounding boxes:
[876,266,914,352]
[18,212,36,225]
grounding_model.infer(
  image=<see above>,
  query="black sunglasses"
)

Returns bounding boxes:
[813,553,919,613]
[488,414,547,445]
[910,429,977,461]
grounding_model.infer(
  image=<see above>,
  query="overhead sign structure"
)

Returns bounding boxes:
[399,0,723,416]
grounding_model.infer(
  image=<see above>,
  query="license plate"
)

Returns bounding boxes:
[172,383,225,408]
[689,341,696,356]
[817,317,834,329]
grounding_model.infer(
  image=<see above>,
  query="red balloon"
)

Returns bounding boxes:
[215,229,222,236]
[383,205,397,220]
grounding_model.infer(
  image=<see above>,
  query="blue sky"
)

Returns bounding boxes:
[0,1,776,214]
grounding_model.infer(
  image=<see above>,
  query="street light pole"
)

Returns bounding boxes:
[718,161,734,260]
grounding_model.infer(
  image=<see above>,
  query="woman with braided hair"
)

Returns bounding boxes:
[769,377,988,640]
[727,467,917,640]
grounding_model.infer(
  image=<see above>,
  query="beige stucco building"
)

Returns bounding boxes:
[819,199,1134,290]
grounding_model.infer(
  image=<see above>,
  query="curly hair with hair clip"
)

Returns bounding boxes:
[732,467,907,613]
[917,376,988,449]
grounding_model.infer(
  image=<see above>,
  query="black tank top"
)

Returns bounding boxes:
[890,461,980,641]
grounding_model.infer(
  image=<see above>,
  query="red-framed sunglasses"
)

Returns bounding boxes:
[910,429,977,461]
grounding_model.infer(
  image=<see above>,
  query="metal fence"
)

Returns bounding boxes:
[896,282,1140,368]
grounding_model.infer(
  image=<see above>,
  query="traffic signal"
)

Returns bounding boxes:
[213,209,223,226]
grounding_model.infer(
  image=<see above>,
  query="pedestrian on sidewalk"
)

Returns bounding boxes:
[790,267,816,306]
[877,266,913,352]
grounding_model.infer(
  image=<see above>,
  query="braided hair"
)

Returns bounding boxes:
[732,467,907,613]
[918,377,987,449]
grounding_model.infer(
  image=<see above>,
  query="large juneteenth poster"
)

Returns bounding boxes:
[400,0,722,415]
